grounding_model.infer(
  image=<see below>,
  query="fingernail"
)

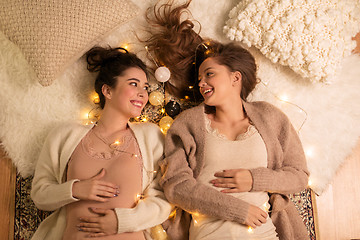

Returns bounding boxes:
[78,227,83,231]
[116,189,120,194]
[114,194,118,197]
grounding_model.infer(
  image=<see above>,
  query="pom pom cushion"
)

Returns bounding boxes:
[224,0,360,83]
[0,0,140,86]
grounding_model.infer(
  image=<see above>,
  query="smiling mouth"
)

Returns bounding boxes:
[130,100,143,108]
[202,88,213,96]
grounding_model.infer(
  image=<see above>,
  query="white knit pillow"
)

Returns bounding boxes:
[224,0,360,83]
[0,0,140,86]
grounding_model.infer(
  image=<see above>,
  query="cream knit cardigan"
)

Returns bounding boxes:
[160,101,309,240]
[31,122,172,240]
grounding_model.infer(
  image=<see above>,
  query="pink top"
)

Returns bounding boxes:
[63,126,145,240]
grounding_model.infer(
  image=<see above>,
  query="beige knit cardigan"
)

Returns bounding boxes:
[160,101,310,240]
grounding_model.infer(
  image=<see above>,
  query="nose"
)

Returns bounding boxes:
[138,91,144,98]
[138,88,148,98]
[198,78,207,87]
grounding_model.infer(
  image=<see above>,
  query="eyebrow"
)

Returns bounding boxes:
[198,67,214,78]
[127,78,149,86]
[203,67,214,72]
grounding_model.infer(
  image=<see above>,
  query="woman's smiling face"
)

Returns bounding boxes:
[198,57,240,107]
[106,67,149,118]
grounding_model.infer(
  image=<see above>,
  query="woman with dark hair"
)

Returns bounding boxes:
[145,1,309,240]
[31,46,172,240]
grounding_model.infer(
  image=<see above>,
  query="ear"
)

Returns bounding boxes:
[102,84,112,100]
[232,71,242,86]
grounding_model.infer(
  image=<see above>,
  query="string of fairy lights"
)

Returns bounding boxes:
[82,42,313,237]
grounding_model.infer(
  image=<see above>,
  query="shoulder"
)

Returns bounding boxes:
[129,122,164,142]
[129,121,162,134]
[245,101,289,121]
[176,104,204,120]
[170,104,204,128]
[46,121,92,140]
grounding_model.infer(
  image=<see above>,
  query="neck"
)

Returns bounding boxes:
[97,107,129,134]
[213,98,246,123]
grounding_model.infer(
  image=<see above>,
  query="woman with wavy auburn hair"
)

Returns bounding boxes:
[144,1,309,240]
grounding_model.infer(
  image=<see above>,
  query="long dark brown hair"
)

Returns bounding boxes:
[86,46,148,109]
[144,0,258,101]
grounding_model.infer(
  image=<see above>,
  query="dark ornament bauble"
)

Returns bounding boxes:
[165,101,181,118]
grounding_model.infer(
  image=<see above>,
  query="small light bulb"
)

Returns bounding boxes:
[248,226,253,233]
[308,179,312,186]
[93,96,100,104]
[279,94,289,102]
[305,147,314,158]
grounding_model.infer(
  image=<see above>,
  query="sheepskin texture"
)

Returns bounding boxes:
[0,0,140,86]
[223,0,360,83]
[0,0,359,195]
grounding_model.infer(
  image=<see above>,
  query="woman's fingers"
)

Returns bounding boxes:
[212,169,253,192]
[86,233,106,238]
[79,217,99,224]
[244,205,268,228]
[90,207,108,215]
[79,226,102,233]
[214,169,237,178]
[96,185,119,197]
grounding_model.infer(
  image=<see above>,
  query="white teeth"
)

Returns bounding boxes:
[132,102,142,107]
[203,89,212,94]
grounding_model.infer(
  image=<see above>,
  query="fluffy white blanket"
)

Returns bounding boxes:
[0,0,359,194]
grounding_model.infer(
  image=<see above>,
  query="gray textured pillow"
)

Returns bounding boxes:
[0,0,140,86]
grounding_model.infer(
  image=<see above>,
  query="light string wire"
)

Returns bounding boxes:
[259,81,308,133]
[144,45,166,105]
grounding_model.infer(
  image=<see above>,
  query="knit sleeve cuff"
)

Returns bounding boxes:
[249,168,273,192]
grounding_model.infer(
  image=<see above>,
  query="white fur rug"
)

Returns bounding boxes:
[0,0,359,194]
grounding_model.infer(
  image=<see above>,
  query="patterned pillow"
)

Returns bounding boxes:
[0,0,139,86]
[224,0,360,83]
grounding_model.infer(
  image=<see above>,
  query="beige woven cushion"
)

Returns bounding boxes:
[0,0,140,86]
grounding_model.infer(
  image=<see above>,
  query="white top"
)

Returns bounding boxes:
[189,115,278,240]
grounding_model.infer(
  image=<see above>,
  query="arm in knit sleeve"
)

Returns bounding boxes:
[31,125,80,211]
[159,112,252,225]
[115,123,173,233]
[249,105,309,195]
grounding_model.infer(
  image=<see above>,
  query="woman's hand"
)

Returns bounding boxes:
[244,204,268,228]
[78,207,118,237]
[211,169,253,193]
[72,168,119,202]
